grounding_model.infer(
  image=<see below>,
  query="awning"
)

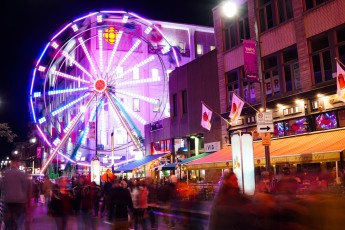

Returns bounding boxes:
[186,129,345,170]
[161,152,211,170]
[114,153,168,173]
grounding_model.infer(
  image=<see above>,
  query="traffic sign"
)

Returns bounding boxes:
[256,111,273,133]
[256,112,273,125]
[261,133,271,146]
[257,124,274,133]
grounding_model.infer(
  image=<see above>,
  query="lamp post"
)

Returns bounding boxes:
[223,1,270,172]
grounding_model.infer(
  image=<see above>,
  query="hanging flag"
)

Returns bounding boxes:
[243,40,259,83]
[201,103,212,131]
[229,93,244,124]
[337,62,345,102]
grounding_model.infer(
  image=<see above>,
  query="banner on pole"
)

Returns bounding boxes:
[243,40,259,83]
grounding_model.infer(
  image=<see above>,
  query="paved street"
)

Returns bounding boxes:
[27,201,209,230]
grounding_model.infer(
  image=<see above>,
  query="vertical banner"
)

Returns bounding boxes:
[88,121,96,139]
[231,132,255,195]
[231,133,243,192]
[240,132,255,195]
[243,40,259,83]
[37,146,42,159]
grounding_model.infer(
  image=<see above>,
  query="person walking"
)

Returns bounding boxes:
[0,156,30,230]
[208,171,254,230]
[108,179,134,230]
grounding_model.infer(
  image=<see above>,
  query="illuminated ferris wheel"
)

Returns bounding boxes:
[28,10,179,173]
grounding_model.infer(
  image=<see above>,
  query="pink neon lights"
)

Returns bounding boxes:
[40,92,96,173]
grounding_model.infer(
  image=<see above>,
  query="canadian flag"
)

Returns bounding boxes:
[229,93,244,124]
[337,62,345,102]
[201,103,212,131]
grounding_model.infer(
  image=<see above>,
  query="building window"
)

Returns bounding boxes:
[133,98,140,112]
[152,68,159,79]
[263,55,280,97]
[273,122,285,137]
[282,46,301,92]
[196,44,203,55]
[153,99,160,113]
[315,112,337,130]
[284,117,307,136]
[258,0,274,33]
[226,69,240,108]
[277,0,293,23]
[310,33,332,84]
[182,90,188,114]
[336,27,345,66]
[304,0,330,11]
[116,66,124,79]
[210,45,215,51]
[172,94,177,117]
[179,42,186,53]
[133,67,139,79]
[223,3,249,51]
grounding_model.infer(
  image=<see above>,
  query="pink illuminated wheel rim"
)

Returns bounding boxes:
[28,11,176,173]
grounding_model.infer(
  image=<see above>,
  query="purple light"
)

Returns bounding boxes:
[35,42,50,67]
[36,125,52,147]
[73,12,98,22]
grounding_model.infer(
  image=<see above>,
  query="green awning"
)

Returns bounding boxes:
[161,152,211,170]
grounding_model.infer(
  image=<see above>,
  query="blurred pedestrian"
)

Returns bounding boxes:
[0,156,30,230]
[79,178,97,230]
[208,171,253,230]
[50,176,74,230]
[32,177,40,206]
[42,175,54,213]
[108,179,133,230]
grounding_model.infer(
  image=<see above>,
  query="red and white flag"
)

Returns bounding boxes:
[337,62,345,102]
[201,103,212,131]
[229,93,244,124]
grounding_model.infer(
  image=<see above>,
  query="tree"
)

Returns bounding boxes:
[0,123,17,142]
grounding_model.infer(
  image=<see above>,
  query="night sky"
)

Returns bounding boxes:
[1,0,217,156]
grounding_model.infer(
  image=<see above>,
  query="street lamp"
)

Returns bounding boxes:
[222,1,270,172]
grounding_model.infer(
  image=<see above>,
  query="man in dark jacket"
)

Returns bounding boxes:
[0,157,30,230]
[108,179,133,230]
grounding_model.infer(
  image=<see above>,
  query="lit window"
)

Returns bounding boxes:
[179,42,186,53]
[196,44,203,55]
[133,67,139,80]
[152,68,159,79]
[116,66,123,78]
[210,45,215,51]
[133,98,140,112]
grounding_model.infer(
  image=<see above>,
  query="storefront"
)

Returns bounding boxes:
[185,128,345,183]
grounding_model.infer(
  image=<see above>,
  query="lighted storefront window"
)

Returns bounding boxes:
[315,112,337,130]
[273,122,285,137]
[285,117,307,136]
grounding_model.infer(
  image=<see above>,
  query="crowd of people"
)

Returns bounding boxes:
[2,156,345,230]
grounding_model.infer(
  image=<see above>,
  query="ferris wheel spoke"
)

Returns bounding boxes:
[51,70,91,84]
[40,92,97,173]
[78,37,98,74]
[116,90,158,105]
[105,30,123,74]
[46,86,90,96]
[61,51,95,80]
[51,93,91,117]
[109,39,142,77]
[98,30,104,75]
[105,91,144,154]
[113,95,147,125]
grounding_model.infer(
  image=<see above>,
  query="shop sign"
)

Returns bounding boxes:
[204,141,220,152]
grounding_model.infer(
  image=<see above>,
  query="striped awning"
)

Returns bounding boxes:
[186,128,345,170]
[114,153,168,173]
[161,152,211,170]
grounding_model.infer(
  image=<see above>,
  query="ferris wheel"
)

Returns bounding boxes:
[28,10,179,174]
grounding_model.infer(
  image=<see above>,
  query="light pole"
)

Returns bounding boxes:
[223,1,270,172]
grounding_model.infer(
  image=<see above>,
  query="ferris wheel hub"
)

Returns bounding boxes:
[94,79,107,93]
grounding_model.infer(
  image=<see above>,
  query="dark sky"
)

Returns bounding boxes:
[0,0,217,155]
